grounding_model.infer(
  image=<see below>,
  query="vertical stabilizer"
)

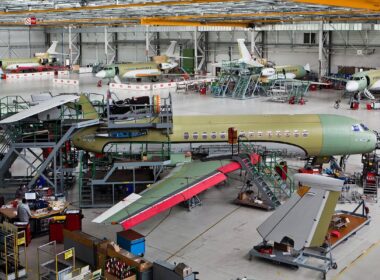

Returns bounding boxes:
[79,95,99,120]
[46,41,59,55]
[257,174,343,250]
[237,39,252,62]
[165,41,177,57]
[237,39,263,67]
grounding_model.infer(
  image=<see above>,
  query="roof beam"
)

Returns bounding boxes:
[291,0,380,11]
[149,9,372,21]
[140,18,248,28]
[0,0,243,16]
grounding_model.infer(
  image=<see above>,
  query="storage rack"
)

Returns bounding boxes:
[0,222,27,280]
[37,241,75,280]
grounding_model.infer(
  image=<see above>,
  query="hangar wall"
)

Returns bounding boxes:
[0,27,46,59]
[2,26,380,75]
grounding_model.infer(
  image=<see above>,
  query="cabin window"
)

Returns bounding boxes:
[193,132,199,139]
[184,132,189,140]
[248,131,254,138]
[294,130,300,137]
[276,131,281,137]
[302,130,309,137]
[267,131,273,137]
[284,130,291,137]
[239,131,245,137]
[220,132,226,139]
[211,132,217,139]
[202,132,207,139]
[257,131,263,137]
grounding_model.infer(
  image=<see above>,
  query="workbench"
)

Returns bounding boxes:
[0,203,68,237]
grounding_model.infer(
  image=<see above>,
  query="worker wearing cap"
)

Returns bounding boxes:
[17,198,32,223]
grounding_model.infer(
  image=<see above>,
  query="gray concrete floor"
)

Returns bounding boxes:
[2,74,380,279]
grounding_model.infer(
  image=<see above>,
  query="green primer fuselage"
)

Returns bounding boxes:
[274,65,307,79]
[72,114,376,156]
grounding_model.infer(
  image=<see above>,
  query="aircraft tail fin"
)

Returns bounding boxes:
[165,41,177,57]
[237,38,263,67]
[46,41,59,55]
[79,95,99,120]
[257,174,343,250]
[237,39,252,62]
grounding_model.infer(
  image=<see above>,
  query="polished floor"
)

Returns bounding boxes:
[2,73,380,280]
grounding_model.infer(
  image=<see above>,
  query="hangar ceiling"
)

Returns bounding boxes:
[0,0,379,27]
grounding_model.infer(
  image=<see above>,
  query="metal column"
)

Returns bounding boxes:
[68,25,81,65]
[104,26,116,64]
[194,28,198,72]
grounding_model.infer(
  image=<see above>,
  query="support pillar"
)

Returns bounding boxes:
[104,26,115,64]
[194,28,198,72]
[145,25,150,62]
[68,25,80,65]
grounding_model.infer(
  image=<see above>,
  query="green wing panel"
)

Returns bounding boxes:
[103,159,232,223]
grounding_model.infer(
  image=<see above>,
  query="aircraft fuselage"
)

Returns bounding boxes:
[72,114,377,157]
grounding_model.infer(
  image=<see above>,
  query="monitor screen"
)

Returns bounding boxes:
[25,192,36,200]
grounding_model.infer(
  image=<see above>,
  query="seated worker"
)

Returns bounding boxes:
[17,198,32,223]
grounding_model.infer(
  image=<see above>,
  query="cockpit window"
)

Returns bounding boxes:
[353,77,362,81]
[352,124,360,132]
[360,123,369,131]
[352,124,369,132]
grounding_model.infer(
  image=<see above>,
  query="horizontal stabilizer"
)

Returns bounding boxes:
[0,95,79,124]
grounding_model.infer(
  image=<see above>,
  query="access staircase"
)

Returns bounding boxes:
[0,130,22,181]
[212,72,234,97]
[232,75,253,99]
[234,154,282,209]
[235,142,294,208]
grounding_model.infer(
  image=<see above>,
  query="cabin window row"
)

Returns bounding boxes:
[183,130,310,140]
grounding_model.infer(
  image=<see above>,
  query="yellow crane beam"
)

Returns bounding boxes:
[291,0,380,11]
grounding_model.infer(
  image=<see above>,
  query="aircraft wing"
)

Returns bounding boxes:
[0,95,79,124]
[93,158,246,229]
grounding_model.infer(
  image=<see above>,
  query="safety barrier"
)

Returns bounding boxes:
[109,83,152,91]
[53,78,79,86]
[5,71,55,80]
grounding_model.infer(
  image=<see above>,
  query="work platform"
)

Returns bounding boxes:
[0,94,100,196]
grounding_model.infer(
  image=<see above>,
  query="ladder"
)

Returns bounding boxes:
[234,154,282,208]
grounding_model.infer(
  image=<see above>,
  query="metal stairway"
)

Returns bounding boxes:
[234,154,282,209]
[212,72,233,97]
[232,75,252,99]
[0,130,22,181]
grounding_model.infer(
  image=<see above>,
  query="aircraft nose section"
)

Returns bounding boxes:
[346,81,359,92]
[261,68,275,76]
[96,70,106,78]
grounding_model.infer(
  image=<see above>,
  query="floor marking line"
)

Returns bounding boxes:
[166,206,241,261]
[333,239,380,280]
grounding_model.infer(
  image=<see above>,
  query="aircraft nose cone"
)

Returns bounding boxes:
[96,70,106,78]
[261,68,275,76]
[346,81,359,92]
